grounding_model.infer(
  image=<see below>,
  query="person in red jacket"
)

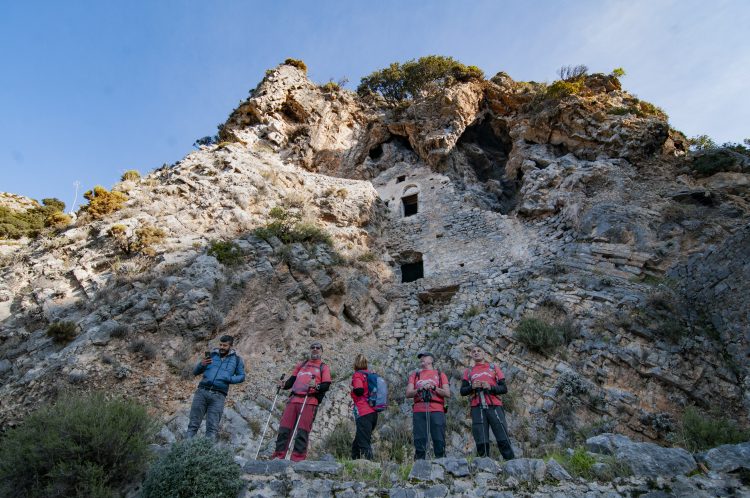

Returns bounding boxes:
[406,352,450,459]
[350,353,377,460]
[460,345,515,460]
[271,341,331,461]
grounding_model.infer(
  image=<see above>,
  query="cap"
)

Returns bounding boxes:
[310,341,323,350]
[417,351,434,359]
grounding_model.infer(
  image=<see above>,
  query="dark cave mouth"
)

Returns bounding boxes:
[456,118,519,214]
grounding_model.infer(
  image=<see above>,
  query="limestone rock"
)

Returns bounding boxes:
[615,442,696,477]
[502,458,546,482]
[408,459,445,483]
[586,433,634,455]
[702,441,750,473]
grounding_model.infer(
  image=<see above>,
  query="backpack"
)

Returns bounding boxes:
[362,371,388,412]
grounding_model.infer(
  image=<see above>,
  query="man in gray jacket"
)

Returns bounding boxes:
[186,335,245,440]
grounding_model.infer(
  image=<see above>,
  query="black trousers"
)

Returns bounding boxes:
[470,405,514,460]
[412,411,445,459]
[351,412,378,459]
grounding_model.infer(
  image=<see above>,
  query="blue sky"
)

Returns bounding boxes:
[2,0,748,207]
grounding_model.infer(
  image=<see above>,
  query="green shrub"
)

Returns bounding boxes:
[610,67,626,78]
[284,58,307,73]
[82,186,128,219]
[46,210,72,228]
[321,81,341,92]
[357,55,484,101]
[691,149,741,176]
[549,447,595,479]
[544,79,585,100]
[47,321,78,343]
[635,100,666,118]
[207,240,243,266]
[689,134,717,151]
[254,207,332,246]
[131,224,166,256]
[0,393,155,498]
[142,438,243,498]
[292,222,333,245]
[674,406,750,452]
[550,447,630,481]
[514,317,571,354]
[0,206,42,239]
[121,170,141,181]
[41,197,66,212]
[321,420,354,459]
[608,106,631,116]
[110,224,165,256]
[0,197,70,239]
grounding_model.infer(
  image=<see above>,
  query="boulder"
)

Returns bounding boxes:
[615,442,696,477]
[545,458,572,481]
[586,433,634,455]
[702,441,750,473]
[434,457,471,477]
[472,456,501,474]
[502,458,546,482]
[408,459,445,482]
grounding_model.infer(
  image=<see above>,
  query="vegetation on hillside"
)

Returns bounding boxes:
[46,320,78,343]
[0,197,70,239]
[283,57,308,73]
[0,393,155,498]
[142,438,243,498]
[121,169,141,181]
[81,186,128,220]
[357,55,484,101]
[687,136,750,176]
[254,207,332,246]
[673,406,750,452]
[514,303,577,355]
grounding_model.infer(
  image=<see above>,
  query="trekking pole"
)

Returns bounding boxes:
[423,389,432,460]
[254,374,285,460]
[495,407,512,449]
[284,393,309,460]
[478,389,488,455]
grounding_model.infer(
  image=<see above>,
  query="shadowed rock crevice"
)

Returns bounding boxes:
[444,116,520,213]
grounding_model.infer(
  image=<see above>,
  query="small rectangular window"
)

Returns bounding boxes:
[402,194,418,217]
[396,175,406,183]
[401,261,424,283]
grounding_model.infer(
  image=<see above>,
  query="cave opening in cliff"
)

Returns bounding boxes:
[388,135,415,153]
[456,118,519,214]
[368,143,383,160]
[402,193,418,217]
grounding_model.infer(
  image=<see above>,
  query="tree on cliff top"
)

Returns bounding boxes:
[357,55,484,102]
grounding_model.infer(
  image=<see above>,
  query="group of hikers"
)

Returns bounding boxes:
[186,335,515,462]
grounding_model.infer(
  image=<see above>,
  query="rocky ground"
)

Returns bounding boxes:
[196,435,750,497]
[1,61,749,492]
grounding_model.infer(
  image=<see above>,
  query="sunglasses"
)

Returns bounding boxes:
[310,345,322,350]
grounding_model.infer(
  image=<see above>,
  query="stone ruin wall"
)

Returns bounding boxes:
[366,159,744,451]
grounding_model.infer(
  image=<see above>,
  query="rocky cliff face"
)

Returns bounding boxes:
[1,62,747,463]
